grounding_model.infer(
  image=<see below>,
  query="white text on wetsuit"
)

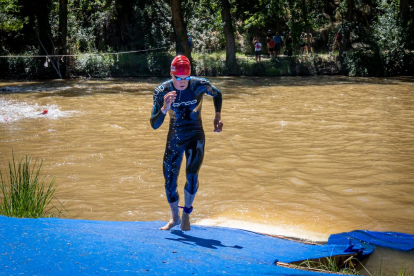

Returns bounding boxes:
[172,100,197,107]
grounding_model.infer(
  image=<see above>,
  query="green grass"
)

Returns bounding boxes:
[0,50,342,78]
[0,154,65,218]
[297,256,414,276]
[396,268,414,276]
[191,51,340,76]
[299,256,360,275]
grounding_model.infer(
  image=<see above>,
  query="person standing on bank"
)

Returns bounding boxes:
[273,32,283,57]
[267,36,275,58]
[150,55,223,231]
[188,33,193,52]
[253,37,262,62]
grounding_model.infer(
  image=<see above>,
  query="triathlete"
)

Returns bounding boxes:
[150,55,223,231]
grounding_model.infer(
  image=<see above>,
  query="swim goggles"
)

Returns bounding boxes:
[173,75,191,81]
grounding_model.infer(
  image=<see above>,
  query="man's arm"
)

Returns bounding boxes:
[191,78,223,132]
[214,111,223,132]
[210,86,222,114]
[209,86,223,132]
[150,88,167,130]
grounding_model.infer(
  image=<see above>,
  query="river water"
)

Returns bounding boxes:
[1,76,414,242]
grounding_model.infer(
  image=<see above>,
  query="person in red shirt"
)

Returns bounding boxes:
[253,37,262,62]
[267,36,275,58]
[332,31,342,53]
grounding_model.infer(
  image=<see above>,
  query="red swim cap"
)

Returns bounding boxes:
[171,55,191,76]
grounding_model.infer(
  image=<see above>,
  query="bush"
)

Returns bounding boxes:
[343,49,383,76]
[194,53,226,76]
[402,52,414,76]
[72,53,115,78]
[0,154,65,218]
[70,51,174,78]
[0,47,72,79]
[0,51,344,78]
[343,0,409,76]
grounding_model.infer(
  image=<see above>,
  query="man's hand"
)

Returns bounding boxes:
[214,112,223,132]
[162,91,177,114]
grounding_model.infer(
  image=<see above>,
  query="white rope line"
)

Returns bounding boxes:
[0,47,169,58]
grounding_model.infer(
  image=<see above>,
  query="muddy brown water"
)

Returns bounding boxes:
[1,76,414,244]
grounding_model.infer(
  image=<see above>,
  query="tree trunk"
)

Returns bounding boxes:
[400,0,409,23]
[170,0,191,60]
[35,0,53,56]
[340,0,353,55]
[115,0,134,45]
[220,0,237,74]
[59,0,68,78]
[301,0,311,54]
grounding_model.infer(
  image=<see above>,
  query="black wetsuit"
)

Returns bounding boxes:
[150,77,222,203]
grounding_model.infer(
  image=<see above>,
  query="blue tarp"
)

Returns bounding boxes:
[0,216,411,275]
[328,230,414,252]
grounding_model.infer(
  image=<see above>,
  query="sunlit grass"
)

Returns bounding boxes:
[0,153,65,218]
[297,256,414,276]
[396,268,414,276]
[191,51,340,76]
[299,256,360,275]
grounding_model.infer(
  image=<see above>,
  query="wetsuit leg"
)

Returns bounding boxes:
[163,133,185,203]
[184,131,205,195]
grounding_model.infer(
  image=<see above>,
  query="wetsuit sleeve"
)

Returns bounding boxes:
[150,89,166,130]
[207,86,222,113]
[191,77,222,113]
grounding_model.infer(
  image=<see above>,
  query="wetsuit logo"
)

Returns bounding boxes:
[172,100,197,107]
[154,85,165,95]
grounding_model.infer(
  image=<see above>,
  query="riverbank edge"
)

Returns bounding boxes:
[1,52,414,79]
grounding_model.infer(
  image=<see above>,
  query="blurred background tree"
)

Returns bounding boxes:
[0,0,412,78]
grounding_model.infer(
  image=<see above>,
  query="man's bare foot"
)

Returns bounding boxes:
[181,212,190,231]
[159,217,181,230]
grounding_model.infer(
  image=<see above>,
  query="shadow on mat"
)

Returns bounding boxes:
[165,230,243,250]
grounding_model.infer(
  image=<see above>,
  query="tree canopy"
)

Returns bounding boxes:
[0,0,413,77]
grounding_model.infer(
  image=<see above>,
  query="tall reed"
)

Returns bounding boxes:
[0,154,64,218]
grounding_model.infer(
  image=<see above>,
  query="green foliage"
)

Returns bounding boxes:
[343,0,409,76]
[193,52,227,76]
[0,0,28,32]
[192,52,336,76]
[73,53,115,78]
[286,0,328,52]
[343,49,381,76]
[70,51,173,77]
[242,0,288,30]
[146,52,175,76]
[0,154,65,218]
[0,0,412,78]
[0,47,56,79]
[0,50,341,79]
[183,0,226,53]
[0,56,37,78]
[372,0,406,75]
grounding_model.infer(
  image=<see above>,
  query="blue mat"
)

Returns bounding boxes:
[329,230,414,252]
[2,215,408,275]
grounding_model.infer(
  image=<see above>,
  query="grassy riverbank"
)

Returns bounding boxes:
[2,50,413,79]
